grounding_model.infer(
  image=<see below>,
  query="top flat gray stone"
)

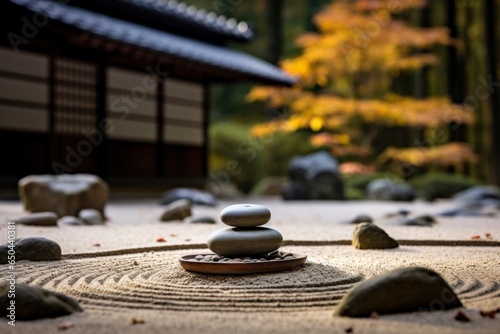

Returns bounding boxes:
[220,204,271,227]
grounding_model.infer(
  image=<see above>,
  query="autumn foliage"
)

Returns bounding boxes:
[247,0,476,171]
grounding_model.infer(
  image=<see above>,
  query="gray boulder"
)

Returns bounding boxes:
[438,208,494,217]
[452,185,500,209]
[453,185,499,202]
[0,237,61,264]
[1,284,82,320]
[160,188,216,206]
[366,179,416,202]
[334,267,462,317]
[438,186,500,216]
[352,223,398,249]
[160,199,192,222]
[18,174,109,217]
[283,151,344,200]
[15,212,58,226]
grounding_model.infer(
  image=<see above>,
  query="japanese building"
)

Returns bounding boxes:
[0,0,294,188]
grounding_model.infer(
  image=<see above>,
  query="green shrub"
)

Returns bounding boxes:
[344,172,402,193]
[260,132,315,177]
[409,172,483,201]
[345,186,365,200]
[209,123,264,193]
[250,176,287,196]
[209,123,322,193]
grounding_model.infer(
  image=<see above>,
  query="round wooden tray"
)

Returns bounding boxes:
[179,253,308,275]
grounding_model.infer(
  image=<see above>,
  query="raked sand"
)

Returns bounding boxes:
[0,198,499,333]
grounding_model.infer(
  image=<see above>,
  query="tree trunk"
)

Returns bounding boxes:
[266,0,282,65]
[484,0,500,185]
[415,3,430,145]
[447,0,468,174]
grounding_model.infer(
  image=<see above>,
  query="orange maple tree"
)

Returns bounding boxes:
[247,0,476,171]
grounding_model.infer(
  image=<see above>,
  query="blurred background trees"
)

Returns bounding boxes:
[189,0,499,193]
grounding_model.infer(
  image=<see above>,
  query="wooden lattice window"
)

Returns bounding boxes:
[53,58,96,135]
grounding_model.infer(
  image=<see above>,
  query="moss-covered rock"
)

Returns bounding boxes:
[352,223,398,249]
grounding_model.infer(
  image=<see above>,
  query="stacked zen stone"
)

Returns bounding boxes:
[207,204,283,258]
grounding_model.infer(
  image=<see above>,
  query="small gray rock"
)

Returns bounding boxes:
[334,267,462,317]
[189,216,217,224]
[401,215,437,227]
[352,223,398,249]
[220,204,271,227]
[160,188,217,206]
[15,212,58,226]
[349,214,373,224]
[0,237,61,264]
[1,284,82,320]
[383,209,410,219]
[78,209,105,225]
[207,227,283,257]
[160,199,192,222]
[398,209,411,216]
[58,215,85,226]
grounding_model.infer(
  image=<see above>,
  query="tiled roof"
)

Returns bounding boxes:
[9,0,296,86]
[99,0,255,42]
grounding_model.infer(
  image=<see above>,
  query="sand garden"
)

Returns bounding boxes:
[0,197,499,333]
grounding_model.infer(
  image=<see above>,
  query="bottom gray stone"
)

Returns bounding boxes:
[207,227,283,257]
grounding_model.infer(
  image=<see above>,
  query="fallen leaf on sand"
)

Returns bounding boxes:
[169,234,177,237]
[454,310,471,322]
[485,233,492,238]
[345,327,353,333]
[370,311,379,319]
[93,243,101,247]
[471,235,480,240]
[156,237,166,242]
[58,321,75,330]
[131,317,145,325]
[480,308,499,319]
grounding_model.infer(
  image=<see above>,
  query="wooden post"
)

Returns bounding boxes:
[96,56,107,177]
[156,75,164,177]
[202,82,210,179]
[48,53,56,174]
[447,0,467,174]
